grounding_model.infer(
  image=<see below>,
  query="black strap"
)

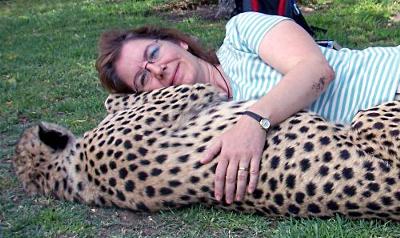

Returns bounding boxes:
[242,110,262,122]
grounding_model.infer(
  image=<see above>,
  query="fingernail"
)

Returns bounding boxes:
[235,196,241,201]
[215,195,221,201]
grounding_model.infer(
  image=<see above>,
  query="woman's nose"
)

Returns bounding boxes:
[145,62,166,78]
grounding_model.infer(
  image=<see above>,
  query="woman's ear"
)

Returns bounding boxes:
[178,41,189,50]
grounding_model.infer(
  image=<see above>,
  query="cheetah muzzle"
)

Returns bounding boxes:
[13,84,400,221]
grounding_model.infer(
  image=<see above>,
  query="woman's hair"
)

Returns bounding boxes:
[96,26,220,93]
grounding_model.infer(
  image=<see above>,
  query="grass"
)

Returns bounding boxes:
[0,0,399,237]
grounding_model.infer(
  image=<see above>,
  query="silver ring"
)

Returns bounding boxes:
[238,167,248,172]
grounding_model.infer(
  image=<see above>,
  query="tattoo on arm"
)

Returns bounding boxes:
[312,77,326,94]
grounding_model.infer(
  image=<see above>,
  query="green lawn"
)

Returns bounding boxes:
[1,0,399,237]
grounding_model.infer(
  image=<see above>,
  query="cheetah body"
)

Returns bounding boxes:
[13,84,400,220]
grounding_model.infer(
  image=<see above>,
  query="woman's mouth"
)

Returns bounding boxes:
[171,63,179,85]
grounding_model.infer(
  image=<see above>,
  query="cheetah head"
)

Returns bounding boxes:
[13,122,76,196]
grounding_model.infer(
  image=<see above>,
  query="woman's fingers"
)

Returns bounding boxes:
[214,157,228,201]
[235,160,250,201]
[201,139,222,164]
[247,157,261,193]
[224,159,239,204]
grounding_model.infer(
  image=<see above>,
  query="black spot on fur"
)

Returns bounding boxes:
[285,147,295,159]
[150,168,162,176]
[155,154,167,164]
[196,146,206,153]
[343,185,356,196]
[122,140,132,149]
[319,165,329,176]
[366,202,381,211]
[381,196,393,206]
[270,156,280,169]
[288,204,300,214]
[116,190,126,201]
[108,161,117,170]
[168,180,182,187]
[295,192,305,204]
[363,161,374,171]
[99,164,108,174]
[272,135,281,145]
[115,139,122,146]
[160,187,173,196]
[385,177,395,185]
[308,203,321,213]
[190,176,200,184]
[327,200,339,210]
[379,161,391,172]
[134,134,143,142]
[129,163,138,172]
[138,171,148,181]
[323,152,332,162]
[95,151,104,160]
[252,189,263,199]
[367,182,380,192]
[373,122,384,129]
[319,136,331,145]
[127,153,137,161]
[285,133,297,140]
[306,183,316,196]
[274,194,284,206]
[108,178,116,187]
[125,180,135,192]
[323,182,334,194]
[178,154,190,163]
[170,167,181,175]
[299,126,309,133]
[119,168,128,179]
[299,159,311,172]
[114,151,123,159]
[285,174,296,189]
[303,142,314,152]
[342,168,354,179]
[268,178,278,192]
[145,186,155,197]
[345,202,359,210]
[138,147,148,156]
[339,150,350,160]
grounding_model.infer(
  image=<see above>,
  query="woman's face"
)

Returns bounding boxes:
[115,38,205,92]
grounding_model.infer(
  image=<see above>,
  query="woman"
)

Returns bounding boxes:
[96,12,400,205]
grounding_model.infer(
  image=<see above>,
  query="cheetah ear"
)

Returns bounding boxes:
[38,122,69,151]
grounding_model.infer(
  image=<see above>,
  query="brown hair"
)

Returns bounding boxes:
[96,26,220,93]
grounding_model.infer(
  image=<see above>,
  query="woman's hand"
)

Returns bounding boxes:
[201,116,267,204]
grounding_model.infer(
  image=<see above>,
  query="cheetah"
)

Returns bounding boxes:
[13,84,400,221]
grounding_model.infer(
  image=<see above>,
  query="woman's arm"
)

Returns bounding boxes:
[202,19,335,204]
[250,20,335,125]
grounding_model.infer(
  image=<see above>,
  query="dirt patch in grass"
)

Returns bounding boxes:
[152,1,224,22]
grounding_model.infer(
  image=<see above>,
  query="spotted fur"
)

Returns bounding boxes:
[13,84,400,220]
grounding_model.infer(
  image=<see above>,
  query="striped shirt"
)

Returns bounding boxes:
[217,12,400,124]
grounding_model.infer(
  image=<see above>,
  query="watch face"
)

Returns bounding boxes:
[259,119,271,130]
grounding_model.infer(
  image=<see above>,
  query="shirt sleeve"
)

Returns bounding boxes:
[224,12,291,54]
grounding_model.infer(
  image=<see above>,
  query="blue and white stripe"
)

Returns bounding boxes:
[217,12,400,124]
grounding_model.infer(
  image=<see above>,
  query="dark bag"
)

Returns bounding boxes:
[234,0,341,49]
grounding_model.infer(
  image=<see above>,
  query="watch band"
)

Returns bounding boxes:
[242,110,263,122]
[242,110,271,131]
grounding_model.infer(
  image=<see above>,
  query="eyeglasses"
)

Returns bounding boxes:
[133,40,161,92]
